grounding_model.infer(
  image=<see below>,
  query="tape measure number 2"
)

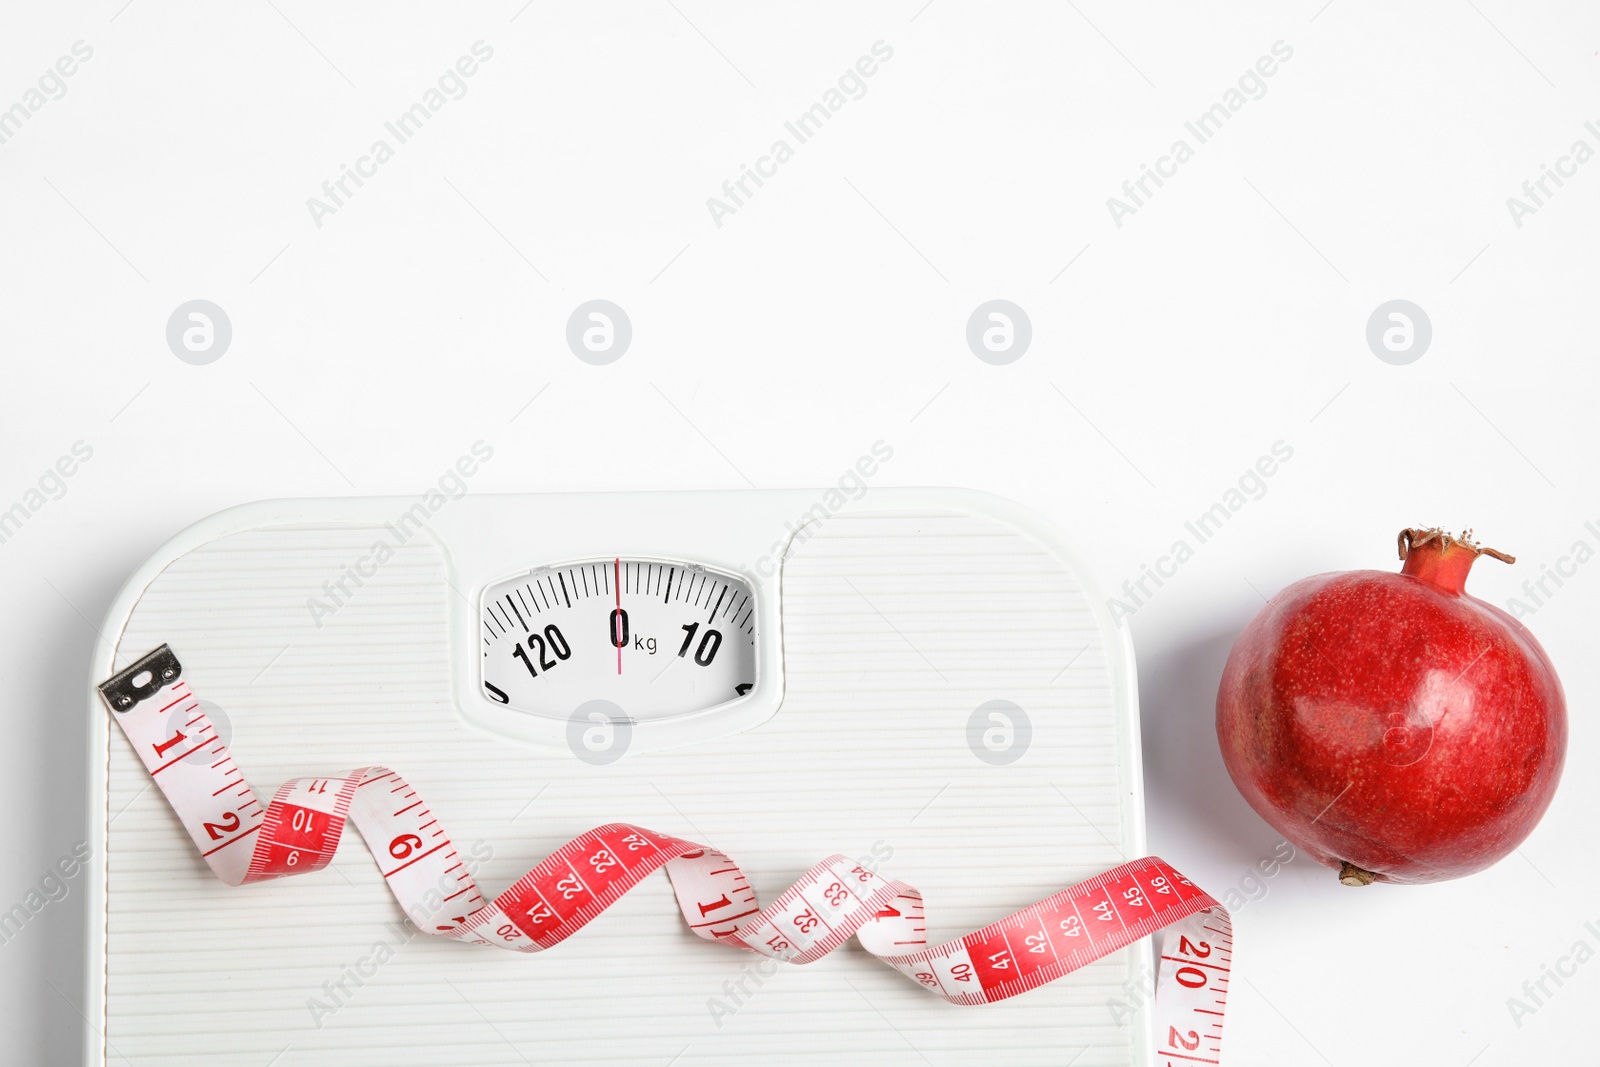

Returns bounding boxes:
[100,644,1232,1063]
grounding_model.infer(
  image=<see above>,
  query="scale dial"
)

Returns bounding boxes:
[479,558,756,723]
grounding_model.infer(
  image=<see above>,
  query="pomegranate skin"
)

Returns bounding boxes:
[1216,539,1566,885]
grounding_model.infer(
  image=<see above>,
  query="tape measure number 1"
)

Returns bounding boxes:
[100,644,1232,1062]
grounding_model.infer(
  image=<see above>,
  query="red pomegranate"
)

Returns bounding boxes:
[1216,528,1566,885]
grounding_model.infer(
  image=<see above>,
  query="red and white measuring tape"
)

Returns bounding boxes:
[100,645,1231,1059]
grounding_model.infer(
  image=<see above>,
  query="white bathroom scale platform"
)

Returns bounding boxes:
[83,488,1148,1066]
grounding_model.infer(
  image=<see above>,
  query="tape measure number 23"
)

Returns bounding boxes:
[100,641,1232,1064]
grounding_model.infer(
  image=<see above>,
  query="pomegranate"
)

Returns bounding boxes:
[1216,528,1566,885]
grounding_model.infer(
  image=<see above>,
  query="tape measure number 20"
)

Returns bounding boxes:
[100,643,1232,1064]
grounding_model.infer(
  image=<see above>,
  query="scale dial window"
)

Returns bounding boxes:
[479,558,756,723]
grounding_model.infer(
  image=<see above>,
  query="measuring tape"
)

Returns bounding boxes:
[100,644,1231,1060]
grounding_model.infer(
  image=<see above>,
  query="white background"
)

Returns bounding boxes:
[2,2,1596,1064]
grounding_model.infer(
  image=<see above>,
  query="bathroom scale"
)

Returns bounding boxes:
[83,489,1229,1066]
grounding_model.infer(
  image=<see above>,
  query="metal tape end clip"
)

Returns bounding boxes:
[98,644,182,713]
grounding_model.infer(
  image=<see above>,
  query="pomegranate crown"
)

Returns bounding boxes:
[1397,527,1515,565]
